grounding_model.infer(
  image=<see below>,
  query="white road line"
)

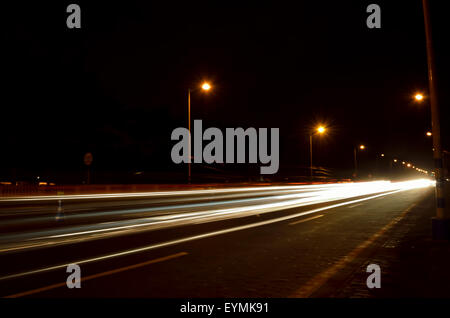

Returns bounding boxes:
[289,214,324,225]
[347,203,364,209]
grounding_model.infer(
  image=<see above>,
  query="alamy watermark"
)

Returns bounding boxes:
[171,120,279,174]
[366,4,381,29]
[66,264,81,289]
[66,4,81,29]
[366,263,381,289]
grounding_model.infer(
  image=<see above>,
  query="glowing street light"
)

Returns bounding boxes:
[426,131,432,137]
[359,145,365,150]
[201,82,211,91]
[415,93,424,101]
[317,126,326,134]
[393,159,398,163]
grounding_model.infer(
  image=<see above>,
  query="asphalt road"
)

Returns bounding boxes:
[0,180,435,297]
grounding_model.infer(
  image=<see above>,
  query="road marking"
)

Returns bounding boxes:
[347,203,364,208]
[289,214,324,225]
[290,203,417,298]
[0,189,405,282]
[4,252,188,298]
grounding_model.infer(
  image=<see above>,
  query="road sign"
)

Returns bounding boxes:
[84,152,93,166]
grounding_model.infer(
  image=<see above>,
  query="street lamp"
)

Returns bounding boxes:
[201,82,211,91]
[426,131,432,137]
[309,126,326,179]
[317,126,325,134]
[415,93,424,101]
[353,144,365,178]
[188,82,212,183]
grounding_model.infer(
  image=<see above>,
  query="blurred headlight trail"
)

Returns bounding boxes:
[0,179,434,254]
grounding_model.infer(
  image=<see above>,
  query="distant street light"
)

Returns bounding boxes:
[309,125,326,179]
[188,82,212,183]
[393,159,398,163]
[381,153,385,157]
[353,145,366,178]
[426,131,432,137]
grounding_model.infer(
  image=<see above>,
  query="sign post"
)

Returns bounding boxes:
[84,152,93,185]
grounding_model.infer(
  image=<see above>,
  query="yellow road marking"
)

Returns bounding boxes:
[291,203,417,298]
[289,214,324,225]
[4,252,188,298]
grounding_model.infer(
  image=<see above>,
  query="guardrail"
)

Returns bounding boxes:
[0,180,352,197]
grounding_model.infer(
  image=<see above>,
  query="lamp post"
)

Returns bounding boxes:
[416,0,448,239]
[188,82,211,183]
[309,126,326,179]
[354,145,365,178]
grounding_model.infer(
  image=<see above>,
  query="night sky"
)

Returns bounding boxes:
[2,1,450,183]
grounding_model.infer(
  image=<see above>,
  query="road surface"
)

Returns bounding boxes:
[0,179,435,297]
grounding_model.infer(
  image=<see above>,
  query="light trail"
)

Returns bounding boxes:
[0,183,345,202]
[0,180,409,203]
[0,179,433,282]
[0,179,434,254]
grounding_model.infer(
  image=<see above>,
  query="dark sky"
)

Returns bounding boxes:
[2,0,450,181]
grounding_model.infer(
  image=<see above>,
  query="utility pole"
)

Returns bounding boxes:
[422,0,449,239]
[309,134,313,180]
[188,89,191,184]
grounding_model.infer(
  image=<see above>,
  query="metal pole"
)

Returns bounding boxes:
[188,89,191,184]
[353,147,358,178]
[310,134,313,179]
[423,0,449,239]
